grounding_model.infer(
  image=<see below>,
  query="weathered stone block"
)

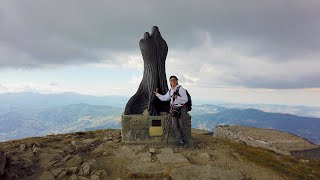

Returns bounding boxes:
[122,114,191,143]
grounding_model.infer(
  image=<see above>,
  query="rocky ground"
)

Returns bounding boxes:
[213,125,320,159]
[215,125,319,151]
[0,128,319,180]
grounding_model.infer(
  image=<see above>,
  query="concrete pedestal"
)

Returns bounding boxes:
[121,114,191,144]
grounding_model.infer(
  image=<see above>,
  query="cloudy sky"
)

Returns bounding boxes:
[0,0,320,107]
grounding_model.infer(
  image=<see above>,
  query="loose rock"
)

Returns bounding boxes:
[20,144,27,151]
[90,174,100,180]
[61,154,72,162]
[78,162,93,176]
[39,171,55,180]
[65,166,78,174]
[50,167,64,177]
[68,174,78,180]
[65,154,83,167]
[57,170,67,179]
[78,176,90,180]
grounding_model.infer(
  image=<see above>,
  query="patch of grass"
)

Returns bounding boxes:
[218,138,320,179]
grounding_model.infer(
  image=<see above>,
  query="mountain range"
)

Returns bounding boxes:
[1,92,319,144]
[191,105,320,144]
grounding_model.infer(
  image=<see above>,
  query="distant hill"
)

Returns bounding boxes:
[0,103,123,142]
[216,103,320,118]
[1,92,319,145]
[191,107,320,144]
[0,92,129,111]
[2,92,320,118]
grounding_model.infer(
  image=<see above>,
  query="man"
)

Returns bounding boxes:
[153,75,188,146]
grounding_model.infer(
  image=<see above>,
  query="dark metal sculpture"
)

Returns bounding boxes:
[124,26,170,116]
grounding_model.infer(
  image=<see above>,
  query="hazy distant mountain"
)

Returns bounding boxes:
[216,103,320,118]
[191,107,320,144]
[190,104,228,114]
[0,103,123,142]
[1,92,319,144]
[2,92,320,118]
[0,92,129,111]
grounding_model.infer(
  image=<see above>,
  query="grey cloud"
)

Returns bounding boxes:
[185,71,320,89]
[209,62,320,89]
[1,0,320,68]
[167,41,320,89]
[0,0,320,89]
[233,74,320,89]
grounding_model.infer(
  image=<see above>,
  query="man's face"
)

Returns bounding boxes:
[170,78,178,87]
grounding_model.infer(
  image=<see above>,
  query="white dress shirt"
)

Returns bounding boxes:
[156,85,188,107]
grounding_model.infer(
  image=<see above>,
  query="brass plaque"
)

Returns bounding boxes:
[149,127,163,136]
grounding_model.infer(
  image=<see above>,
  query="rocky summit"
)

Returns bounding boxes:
[0,127,319,180]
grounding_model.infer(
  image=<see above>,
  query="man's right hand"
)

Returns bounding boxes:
[152,88,158,95]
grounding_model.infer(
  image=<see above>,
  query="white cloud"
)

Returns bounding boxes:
[129,75,143,85]
[90,52,143,70]
[49,81,59,86]
[0,84,8,91]
[0,82,69,94]
[165,35,320,89]
[0,80,136,97]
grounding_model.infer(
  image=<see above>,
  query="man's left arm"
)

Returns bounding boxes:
[175,87,188,105]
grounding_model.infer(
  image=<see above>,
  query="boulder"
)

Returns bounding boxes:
[38,153,63,168]
[62,145,75,154]
[57,170,67,179]
[83,138,100,144]
[20,144,27,151]
[65,166,78,174]
[186,152,210,165]
[32,146,41,153]
[104,135,113,141]
[68,174,78,180]
[93,170,108,177]
[39,171,55,180]
[65,155,83,167]
[38,148,66,156]
[20,151,35,164]
[78,162,93,176]
[92,142,115,154]
[61,154,73,162]
[90,174,100,180]
[78,176,90,180]
[51,168,64,177]
[72,142,91,153]
[71,141,85,146]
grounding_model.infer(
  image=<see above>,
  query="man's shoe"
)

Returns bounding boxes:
[177,140,185,146]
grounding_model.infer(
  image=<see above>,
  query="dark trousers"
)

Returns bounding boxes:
[172,107,188,143]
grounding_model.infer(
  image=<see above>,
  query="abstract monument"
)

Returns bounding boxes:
[124,26,170,116]
[121,26,191,143]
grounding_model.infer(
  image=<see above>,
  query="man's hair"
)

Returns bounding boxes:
[169,75,178,80]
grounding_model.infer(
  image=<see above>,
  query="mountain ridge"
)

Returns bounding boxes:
[1,92,319,145]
